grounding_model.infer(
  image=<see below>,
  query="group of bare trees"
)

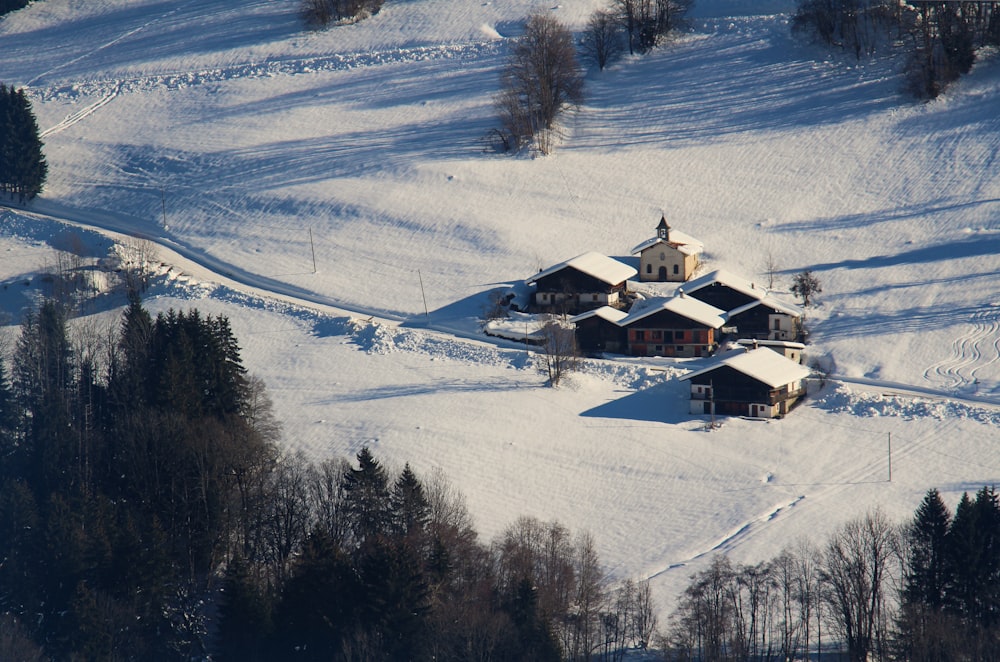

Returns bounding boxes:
[666,488,1000,660]
[793,0,1000,97]
[495,13,585,153]
[301,0,382,28]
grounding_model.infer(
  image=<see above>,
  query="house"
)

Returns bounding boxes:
[527,252,637,315]
[735,338,806,364]
[681,269,767,312]
[570,306,628,354]
[631,216,703,282]
[724,296,803,342]
[618,292,725,358]
[681,347,811,418]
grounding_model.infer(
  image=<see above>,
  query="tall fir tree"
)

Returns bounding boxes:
[0,83,47,201]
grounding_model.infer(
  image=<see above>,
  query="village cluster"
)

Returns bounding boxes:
[514,216,813,419]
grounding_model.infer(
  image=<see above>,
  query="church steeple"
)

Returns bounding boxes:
[656,215,670,241]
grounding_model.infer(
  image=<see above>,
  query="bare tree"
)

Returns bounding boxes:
[820,509,900,662]
[616,0,691,54]
[496,12,584,153]
[582,9,625,70]
[538,317,578,386]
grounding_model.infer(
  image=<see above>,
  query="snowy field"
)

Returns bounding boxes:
[1,0,999,614]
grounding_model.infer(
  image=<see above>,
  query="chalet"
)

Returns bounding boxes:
[682,269,766,311]
[681,347,811,418]
[618,292,725,358]
[736,338,806,364]
[724,296,803,342]
[527,252,637,315]
[570,306,628,354]
[631,216,703,282]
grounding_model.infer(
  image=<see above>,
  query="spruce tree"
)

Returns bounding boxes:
[343,447,392,547]
[0,83,47,202]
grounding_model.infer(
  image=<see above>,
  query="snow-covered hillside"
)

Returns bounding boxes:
[1,0,998,614]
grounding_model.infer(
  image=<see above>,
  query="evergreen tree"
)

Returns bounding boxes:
[391,463,430,542]
[896,488,956,660]
[217,554,272,662]
[0,84,47,202]
[343,447,392,548]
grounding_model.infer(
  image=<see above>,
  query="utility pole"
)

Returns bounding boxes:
[888,432,892,482]
[308,228,317,273]
[160,187,169,231]
[417,269,429,320]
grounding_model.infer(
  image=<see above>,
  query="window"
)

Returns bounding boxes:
[646,264,652,274]
[774,318,781,330]
[659,252,666,261]
[673,264,679,274]
[677,346,684,352]
[634,330,645,341]
[592,294,598,301]
[652,330,661,340]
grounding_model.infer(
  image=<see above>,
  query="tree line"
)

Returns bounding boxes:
[793,0,1000,97]
[0,83,48,202]
[0,295,656,660]
[663,487,1000,660]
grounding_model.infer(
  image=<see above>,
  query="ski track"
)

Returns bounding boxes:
[923,307,1000,392]
[25,0,202,88]
[40,83,121,138]
[29,41,502,107]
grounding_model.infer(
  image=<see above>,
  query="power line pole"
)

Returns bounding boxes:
[308,228,317,273]
[160,187,169,231]
[888,432,892,482]
[417,269,429,320]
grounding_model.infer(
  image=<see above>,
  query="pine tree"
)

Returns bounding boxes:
[0,84,47,202]
[343,447,392,548]
[391,463,430,542]
[897,488,956,660]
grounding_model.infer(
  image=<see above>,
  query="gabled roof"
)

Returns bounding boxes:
[681,269,766,302]
[725,295,803,320]
[681,347,811,388]
[527,252,637,286]
[630,229,704,256]
[618,294,726,329]
[570,306,629,324]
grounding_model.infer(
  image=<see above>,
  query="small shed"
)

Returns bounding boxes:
[630,216,703,282]
[681,347,811,418]
[570,306,628,354]
[527,252,637,315]
[736,338,806,364]
[618,292,725,358]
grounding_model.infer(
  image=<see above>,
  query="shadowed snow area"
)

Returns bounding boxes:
[1,0,998,610]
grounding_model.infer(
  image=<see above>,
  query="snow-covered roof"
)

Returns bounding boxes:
[681,269,766,301]
[681,347,811,388]
[527,251,637,286]
[570,306,629,324]
[618,294,726,329]
[724,295,803,320]
[736,338,806,350]
[630,229,704,256]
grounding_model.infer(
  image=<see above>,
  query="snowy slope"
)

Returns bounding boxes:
[1,0,999,613]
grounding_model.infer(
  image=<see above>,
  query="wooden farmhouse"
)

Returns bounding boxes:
[724,296,803,342]
[527,252,637,315]
[619,292,725,358]
[570,306,628,354]
[736,338,806,364]
[631,216,703,282]
[681,347,811,418]
[682,269,767,311]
